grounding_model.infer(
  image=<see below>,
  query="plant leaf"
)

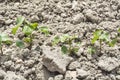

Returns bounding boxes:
[118,28,120,33]
[39,26,49,36]
[92,30,102,44]
[109,39,117,47]
[23,37,31,43]
[12,16,25,35]
[23,25,33,35]
[12,25,20,35]
[52,36,60,45]
[61,45,68,54]
[16,16,25,25]
[0,33,10,41]
[91,36,99,44]
[16,40,24,48]
[30,23,38,30]
[72,47,79,53]
[100,32,109,42]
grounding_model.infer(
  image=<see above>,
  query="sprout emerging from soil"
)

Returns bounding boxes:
[0,33,12,55]
[91,29,110,54]
[52,34,80,55]
[90,29,118,54]
[12,16,38,49]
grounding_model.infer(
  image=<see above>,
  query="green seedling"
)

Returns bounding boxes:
[12,16,38,49]
[52,34,80,55]
[91,29,110,53]
[39,26,50,36]
[0,33,12,55]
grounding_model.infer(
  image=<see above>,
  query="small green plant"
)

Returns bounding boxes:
[12,16,38,49]
[91,29,110,53]
[0,33,12,55]
[90,29,118,54]
[52,34,80,55]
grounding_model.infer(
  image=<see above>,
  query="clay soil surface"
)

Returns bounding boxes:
[0,0,120,80]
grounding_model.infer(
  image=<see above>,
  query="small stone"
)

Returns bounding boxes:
[98,57,120,72]
[0,15,5,24]
[10,64,15,71]
[4,71,26,80]
[24,60,35,67]
[65,71,77,79]
[14,2,20,7]
[116,75,120,80]
[16,59,23,64]
[72,0,78,9]
[5,19,13,25]
[19,66,25,72]
[76,69,89,79]
[110,74,116,80]
[4,61,13,69]
[42,46,73,74]
[76,47,84,57]
[15,64,21,70]
[24,68,35,77]
[68,61,81,70]
[72,13,86,24]
[21,49,30,58]
[0,69,6,79]
[31,15,39,22]
[48,77,54,80]
[84,9,100,23]
[54,75,63,80]
[61,13,67,18]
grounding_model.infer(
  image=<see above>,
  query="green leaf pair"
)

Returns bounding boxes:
[92,30,109,44]
[12,16,25,35]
